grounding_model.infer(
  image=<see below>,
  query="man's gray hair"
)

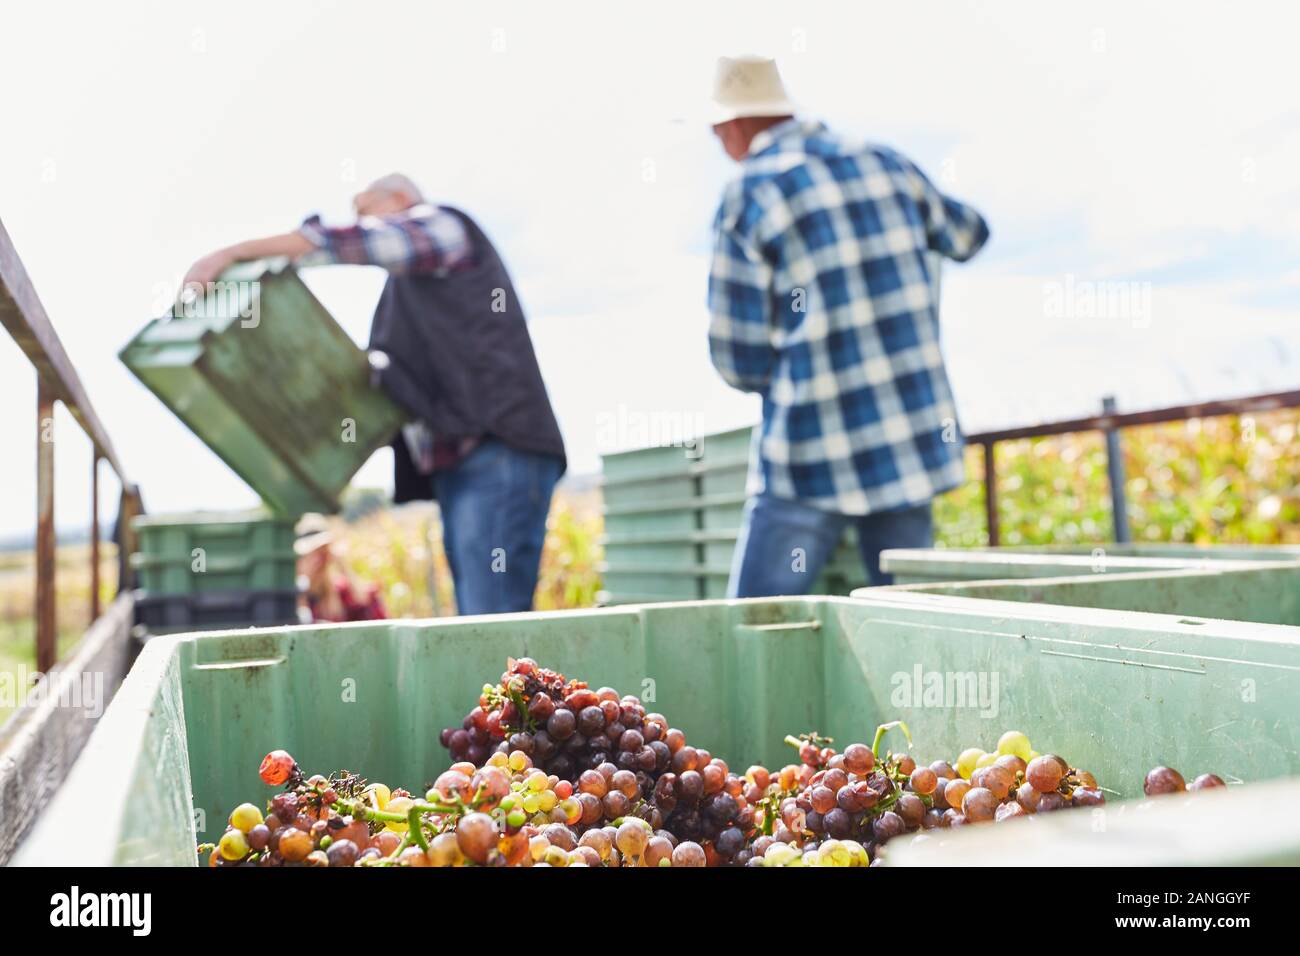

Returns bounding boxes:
[368,172,424,203]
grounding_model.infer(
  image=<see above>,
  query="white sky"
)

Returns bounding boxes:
[1,1,1298,537]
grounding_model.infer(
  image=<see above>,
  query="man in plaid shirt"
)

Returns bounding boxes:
[707,56,990,595]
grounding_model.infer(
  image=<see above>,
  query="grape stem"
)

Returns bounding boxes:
[331,795,455,825]
[872,720,913,759]
[407,806,430,851]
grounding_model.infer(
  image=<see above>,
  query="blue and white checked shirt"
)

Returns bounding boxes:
[709,118,989,515]
[297,204,475,275]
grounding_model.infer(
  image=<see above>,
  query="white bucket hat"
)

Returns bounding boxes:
[710,55,796,125]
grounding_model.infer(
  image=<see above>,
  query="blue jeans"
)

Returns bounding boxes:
[432,439,562,615]
[728,493,933,598]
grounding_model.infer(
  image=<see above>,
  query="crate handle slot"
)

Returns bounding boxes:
[193,656,286,671]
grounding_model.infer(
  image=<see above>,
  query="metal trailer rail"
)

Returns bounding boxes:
[0,215,142,863]
[969,389,1300,545]
[0,216,142,670]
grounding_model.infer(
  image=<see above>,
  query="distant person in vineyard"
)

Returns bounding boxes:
[182,174,567,615]
[294,517,386,623]
[706,56,990,594]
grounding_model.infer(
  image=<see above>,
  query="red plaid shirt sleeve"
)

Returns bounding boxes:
[296,204,475,276]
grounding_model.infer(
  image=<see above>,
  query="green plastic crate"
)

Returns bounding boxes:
[860,562,1300,626]
[14,594,1300,865]
[120,259,406,516]
[133,589,301,634]
[600,424,867,602]
[131,510,297,594]
[880,545,1300,585]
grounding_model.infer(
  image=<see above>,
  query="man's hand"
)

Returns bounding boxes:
[180,248,236,297]
[177,231,315,302]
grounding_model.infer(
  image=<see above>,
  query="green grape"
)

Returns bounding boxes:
[818,840,852,868]
[384,796,414,832]
[997,730,1032,761]
[229,803,263,834]
[528,835,549,861]
[218,829,249,861]
[841,840,870,867]
[763,843,798,867]
[956,748,984,780]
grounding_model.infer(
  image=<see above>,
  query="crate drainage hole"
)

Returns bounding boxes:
[1176,618,1206,625]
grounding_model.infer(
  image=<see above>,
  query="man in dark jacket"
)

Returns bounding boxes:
[183,173,566,615]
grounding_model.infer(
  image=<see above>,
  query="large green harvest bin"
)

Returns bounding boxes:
[131,510,298,594]
[14,594,1300,865]
[600,425,863,603]
[880,545,1300,586]
[952,543,1300,560]
[859,561,1300,626]
[121,259,406,516]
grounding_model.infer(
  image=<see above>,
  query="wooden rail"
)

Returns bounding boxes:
[0,216,140,673]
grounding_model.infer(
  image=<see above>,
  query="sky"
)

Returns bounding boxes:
[1,0,1298,537]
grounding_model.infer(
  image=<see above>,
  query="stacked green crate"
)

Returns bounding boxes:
[131,510,300,633]
[600,425,872,603]
[696,427,754,599]
[598,443,702,604]
[118,259,407,631]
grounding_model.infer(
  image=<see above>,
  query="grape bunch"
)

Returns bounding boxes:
[203,659,1239,868]
[206,755,391,867]
[648,743,755,863]
[439,657,758,856]
[742,728,1112,866]
[204,747,710,866]
[441,658,673,787]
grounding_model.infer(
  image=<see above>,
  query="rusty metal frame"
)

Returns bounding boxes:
[966,389,1300,545]
[0,216,138,673]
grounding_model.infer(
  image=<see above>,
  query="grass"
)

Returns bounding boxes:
[0,544,118,725]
